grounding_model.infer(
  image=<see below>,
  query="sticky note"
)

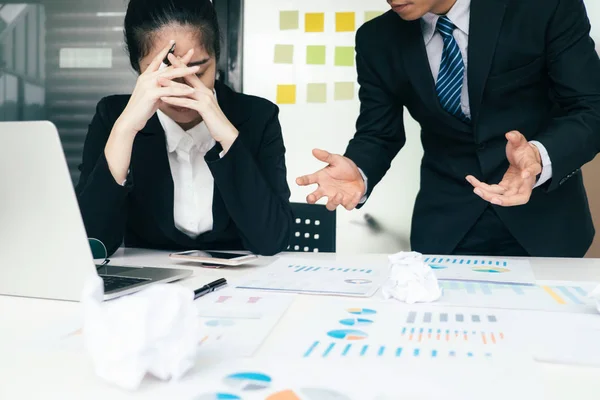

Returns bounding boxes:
[280,11,299,30]
[277,85,296,104]
[305,13,325,32]
[365,11,384,22]
[306,45,326,65]
[335,82,355,101]
[274,44,294,64]
[335,46,355,67]
[336,12,355,32]
[307,83,327,103]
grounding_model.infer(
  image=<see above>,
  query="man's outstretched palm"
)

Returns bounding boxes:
[296,149,366,211]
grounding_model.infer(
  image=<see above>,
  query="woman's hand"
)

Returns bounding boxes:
[117,41,201,134]
[158,53,239,153]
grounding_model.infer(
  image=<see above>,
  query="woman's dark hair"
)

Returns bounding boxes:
[124,0,221,73]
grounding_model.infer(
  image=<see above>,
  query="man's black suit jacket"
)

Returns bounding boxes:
[76,81,293,256]
[345,0,600,257]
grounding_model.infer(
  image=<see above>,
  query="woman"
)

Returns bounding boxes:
[76,0,292,256]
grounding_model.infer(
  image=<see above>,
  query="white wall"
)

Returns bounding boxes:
[242,0,600,255]
[243,0,423,254]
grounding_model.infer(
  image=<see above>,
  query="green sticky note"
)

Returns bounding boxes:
[307,83,327,103]
[306,45,326,65]
[274,44,294,64]
[335,46,355,67]
[364,11,383,23]
[334,82,355,101]
[280,11,299,30]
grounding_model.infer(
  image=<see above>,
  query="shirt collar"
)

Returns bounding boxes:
[157,90,217,153]
[421,0,471,45]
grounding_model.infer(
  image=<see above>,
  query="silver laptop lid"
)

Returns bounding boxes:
[0,121,96,301]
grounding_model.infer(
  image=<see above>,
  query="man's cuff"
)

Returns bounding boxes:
[358,168,368,204]
[530,140,552,188]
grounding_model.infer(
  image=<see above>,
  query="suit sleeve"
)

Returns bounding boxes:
[343,25,406,199]
[534,0,600,191]
[206,107,293,256]
[75,98,130,255]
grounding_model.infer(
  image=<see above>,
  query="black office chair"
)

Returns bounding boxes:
[288,203,336,253]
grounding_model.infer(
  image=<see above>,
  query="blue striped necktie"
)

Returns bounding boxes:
[435,16,470,123]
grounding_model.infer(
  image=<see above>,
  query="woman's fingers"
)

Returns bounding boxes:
[157,65,201,80]
[154,86,195,99]
[148,40,175,72]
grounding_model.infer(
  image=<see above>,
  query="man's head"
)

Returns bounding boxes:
[387,0,458,21]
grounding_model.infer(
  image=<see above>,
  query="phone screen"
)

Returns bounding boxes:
[183,251,248,260]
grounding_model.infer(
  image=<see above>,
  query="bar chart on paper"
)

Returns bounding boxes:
[424,255,535,284]
[194,290,295,357]
[269,298,527,363]
[236,258,388,297]
[436,280,597,314]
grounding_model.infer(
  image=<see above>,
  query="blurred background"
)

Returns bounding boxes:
[0,0,599,256]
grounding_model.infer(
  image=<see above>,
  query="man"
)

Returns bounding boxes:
[297,0,600,257]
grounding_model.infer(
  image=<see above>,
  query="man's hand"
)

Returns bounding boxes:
[296,149,366,211]
[466,131,542,207]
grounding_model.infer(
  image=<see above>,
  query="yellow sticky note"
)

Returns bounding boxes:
[336,12,355,32]
[335,82,355,101]
[305,13,325,33]
[277,85,296,105]
[364,11,383,23]
[280,11,299,30]
[307,83,327,103]
[274,44,294,64]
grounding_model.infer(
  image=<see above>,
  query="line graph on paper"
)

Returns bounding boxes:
[194,290,295,357]
[424,255,536,285]
[435,281,598,314]
[236,258,388,297]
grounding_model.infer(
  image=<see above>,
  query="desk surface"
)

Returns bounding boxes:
[1,250,600,399]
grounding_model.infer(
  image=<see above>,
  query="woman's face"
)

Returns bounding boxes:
[139,26,217,125]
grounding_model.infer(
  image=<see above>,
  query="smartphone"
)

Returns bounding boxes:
[162,42,176,67]
[169,250,258,266]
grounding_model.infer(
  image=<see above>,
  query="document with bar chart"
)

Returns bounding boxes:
[436,280,598,314]
[194,289,295,357]
[424,255,536,285]
[236,258,388,297]
[268,297,531,364]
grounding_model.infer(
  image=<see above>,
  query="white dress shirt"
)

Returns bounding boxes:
[157,110,215,238]
[360,0,552,200]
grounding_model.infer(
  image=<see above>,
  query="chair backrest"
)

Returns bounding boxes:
[288,203,336,253]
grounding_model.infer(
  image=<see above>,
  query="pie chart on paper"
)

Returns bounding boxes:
[327,329,368,340]
[223,371,272,391]
[266,388,352,400]
[339,318,373,327]
[194,393,241,400]
[347,307,377,315]
[472,267,511,274]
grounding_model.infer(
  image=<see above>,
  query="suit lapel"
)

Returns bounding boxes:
[131,115,179,239]
[402,19,471,133]
[468,0,507,126]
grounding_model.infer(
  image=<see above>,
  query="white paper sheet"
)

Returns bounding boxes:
[194,289,296,358]
[236,257,388,297]
[425,255,536,284]
[265,296,532,364]
[435,280,599,314]
[175,357,542,400]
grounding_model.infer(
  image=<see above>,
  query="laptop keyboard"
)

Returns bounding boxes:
[100,275,149,293]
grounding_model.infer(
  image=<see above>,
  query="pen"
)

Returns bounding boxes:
[162,42,176,67]
[193,278,227,300]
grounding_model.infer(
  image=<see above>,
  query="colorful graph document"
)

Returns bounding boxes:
[194,289,295,357]
[181,357,540,400]
[425,255,536,285]
[436,280,598,314]
[236,258,388,297]
[266,297,530,365]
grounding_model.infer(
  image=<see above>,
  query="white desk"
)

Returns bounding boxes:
[1,249,600,399]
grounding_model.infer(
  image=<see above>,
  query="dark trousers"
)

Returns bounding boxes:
[452,206,529,257]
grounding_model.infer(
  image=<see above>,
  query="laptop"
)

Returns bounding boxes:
[0,121,192,301]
